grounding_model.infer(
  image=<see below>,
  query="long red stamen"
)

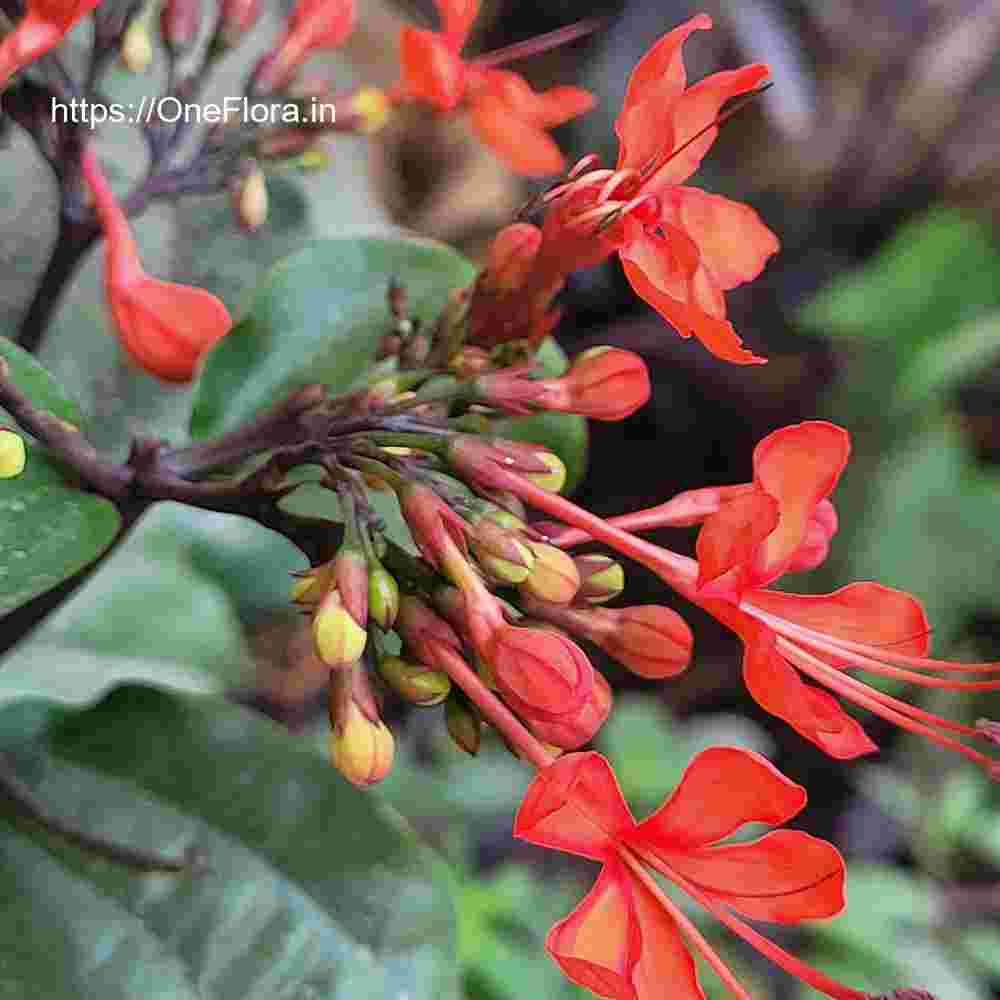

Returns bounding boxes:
[780,640,995,772]
[473,17,605,69]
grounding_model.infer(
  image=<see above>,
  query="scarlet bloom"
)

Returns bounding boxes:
[396,0,595,176]
[489,420,1000,772]
[254,0,355,93]
[80,147,232,383]
[515,748,860,1000]
[0,0,100,86]
[536,14,779,364]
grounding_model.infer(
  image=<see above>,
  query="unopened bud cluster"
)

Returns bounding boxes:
[280,275,667,785]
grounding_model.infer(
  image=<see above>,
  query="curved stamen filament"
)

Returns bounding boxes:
[568,153,601,179]
[542,168,616,205]
[780,640,994,770]
[597,168,641,203]
[747,603,1000,675]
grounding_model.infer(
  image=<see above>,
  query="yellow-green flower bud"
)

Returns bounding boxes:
[469,517,534,585]
[0,429,26,479]
[524,452,566,494]
[518,542,580,605]
[367,563,400,629]
[377,655,451,706]
[121,18,153,72]
[330,702,394,787]
[574,554,626,604]
[445,694,481,755]
[312,591,367,669]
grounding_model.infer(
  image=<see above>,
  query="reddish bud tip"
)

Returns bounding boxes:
[528,669,612,749]
[573,554,625,603]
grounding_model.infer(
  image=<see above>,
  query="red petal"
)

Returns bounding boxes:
[742,622,878,759]
[110,276,232,383]
[661,188,779,292]
[434,0,478,48]
[629,864,706,1000]
[645,63,770,189]
[621,250,766,365]
[474,69,594,127]
[289,0,354,49]
[749,422,850,587]
[747,582,931,662]
[468,94,566,176]
[696,488,779,588]
[651,831,846,923]
[615,14,712,171]
[631,746,807,851]
[399,26,466,110]
[514,751,635,861]
[545,861,641,1000]
[786,499,838,573]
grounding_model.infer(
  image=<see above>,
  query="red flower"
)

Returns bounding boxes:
[0,0,100,85]
[515,748,861,1000]
[537,14,779,364]
[396,0,595,176]
[80,147,232,383]
[689,421,849,597]
[455,422,1000,773]
[253,0,355,93]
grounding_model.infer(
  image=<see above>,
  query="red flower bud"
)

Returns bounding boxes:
[160,0,201,52]
[574,554,625,603]
[398,482,469,575]
[489,625,594,723]
[528,669,612,750]
[81,147,231,382]
[217,0,260,48]
[480,223,542,295]
[542,347,650,421]
[447,435,563,494]
[592,605,693,679]
[397,595,464,667]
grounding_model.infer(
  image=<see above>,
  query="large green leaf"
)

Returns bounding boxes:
[0,687,459,999]
[0,502,306,708]
[190,237,477,439]
[0,448,121,617]
[491,338,588,495]
[0,337,84,427]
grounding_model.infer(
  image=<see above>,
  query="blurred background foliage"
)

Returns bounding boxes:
[2,0,1000,997]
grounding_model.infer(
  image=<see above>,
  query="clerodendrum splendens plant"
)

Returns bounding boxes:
[0,2,998,998]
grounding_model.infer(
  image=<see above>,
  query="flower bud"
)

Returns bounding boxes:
[445,694,481,755]
[518,542,580,604]
[574,554,625,603]
[333,546,368,627]
[528,669,612,750]
[377,655,451,706]
[348,86,390,133]
[330,700,394,786]
[121,18,153,73]
[0,428,26,479]
[216,0,260,48]
[490,625,594,723]
[468,516,534,584]
[526,452,566,493]
[367,563,399,629]
[447,435,563,495]
[592,605,693,679]
[397,595,463,667]
[480,223,542,295]
[546,347,650,421]
[312,590,367,668]
[398,482,468,575]
[160,0,201,52]
[230,160,268,233]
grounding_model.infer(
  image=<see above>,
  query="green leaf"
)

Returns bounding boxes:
[0,502,306,709]
[0,449,120,616]
[191,236,477,439]
[491,339,588,495]
[892,311,1000,413]
[0,337,84,427]
[0,687,459,1000]
[799,207,1000,352]
[845,423,1000,642]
